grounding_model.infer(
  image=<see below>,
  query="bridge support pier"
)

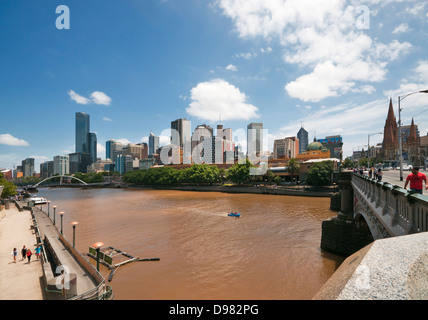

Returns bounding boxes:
[321,171,374,257]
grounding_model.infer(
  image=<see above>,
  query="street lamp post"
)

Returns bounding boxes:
[92,242,104,272]
[398,90,428,181]
[52,205,57,225]
[59,212,64,235]
[70,221,78,248]
[47,201,51,217]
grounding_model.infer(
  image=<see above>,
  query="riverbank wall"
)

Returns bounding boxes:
[123,184,337,198]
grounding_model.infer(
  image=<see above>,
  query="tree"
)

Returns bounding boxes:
[0,173,17,198]
[306,161,334,186]
[287,158,300,174]
[226,159,253,185]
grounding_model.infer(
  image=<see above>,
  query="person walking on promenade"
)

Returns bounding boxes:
[11,248,17,263]
[21,245,27,261]
[404,166,428,194]
[34,245,41,261]
[26,248,32,264]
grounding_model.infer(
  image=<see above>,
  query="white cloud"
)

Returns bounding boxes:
[225,64,238,71]
[68,90,91,104]
[217,0,412,102]
[392,23,409,34]
[68,90,112,106]
[102,117,112,122]
[234,52,257,60]
[90,91,112,106]
[0,134,29,146]
[186,79,259,121]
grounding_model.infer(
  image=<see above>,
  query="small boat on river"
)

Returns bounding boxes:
[228,212,241,217]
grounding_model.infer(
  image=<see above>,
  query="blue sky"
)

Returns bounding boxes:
[1,0,428,170]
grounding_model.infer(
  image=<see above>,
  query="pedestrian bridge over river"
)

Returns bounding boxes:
[321,171,428,256]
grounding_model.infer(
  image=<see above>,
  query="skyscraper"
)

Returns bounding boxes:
[297,126,308,154]
[21,158,35,178]
[88,132,97,163]
[76,112,90,154]
[75,112,97,164]
[171,118,191,149]
[149,132,160,156]
[247,123,263,157]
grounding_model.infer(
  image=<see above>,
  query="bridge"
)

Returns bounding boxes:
[33,175,88,188]
[321,171,428,257]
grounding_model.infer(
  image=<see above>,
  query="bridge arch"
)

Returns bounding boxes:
[34,175,88,187]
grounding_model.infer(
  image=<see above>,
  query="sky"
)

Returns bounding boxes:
[1,0,428,171]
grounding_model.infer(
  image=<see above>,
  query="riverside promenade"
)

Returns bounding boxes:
[0,205,45,299]
[0,202,109,300]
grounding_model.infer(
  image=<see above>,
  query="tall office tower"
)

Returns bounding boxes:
[69,152,92,174]
[53,155,69,175]
[88,132,97,163]
[171,118,191,149]
[191,124,214,163]
[40,161,54,179]
[149,132,160,156]
[21,158,35,178]
[297,126,309,154]
[75,112,97,164]
[247,123,263,157]
[106,140,115,160]
[273,137,299,159]
[76,112,90,154]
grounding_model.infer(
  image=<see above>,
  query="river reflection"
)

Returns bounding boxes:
[36,187,344,300]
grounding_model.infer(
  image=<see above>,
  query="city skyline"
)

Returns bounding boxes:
[1,1,428,170]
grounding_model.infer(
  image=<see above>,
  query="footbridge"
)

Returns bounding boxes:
[321,171,428,257]
[33,175,88,188]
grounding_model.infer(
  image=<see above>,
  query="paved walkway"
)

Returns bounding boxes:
[0,206,44,300]
[31,205,99,296]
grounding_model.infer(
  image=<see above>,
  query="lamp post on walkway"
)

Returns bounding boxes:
[93,242,104,272]
[47,201,51,217]
[52,205,57,225]
[398,90,428,181]
[59,212,64,235]
[70,221,78,248]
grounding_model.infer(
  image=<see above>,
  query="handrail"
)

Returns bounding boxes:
[352,173,428,236]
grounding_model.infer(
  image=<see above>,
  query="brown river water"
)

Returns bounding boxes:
[36,187,344,300]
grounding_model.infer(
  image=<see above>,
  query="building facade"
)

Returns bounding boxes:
[297,126,309,153]
[273,137,299,159]
[53,155,69,175]
[149,132,160,156]
[247,123,264,157]
[75,112,97,164]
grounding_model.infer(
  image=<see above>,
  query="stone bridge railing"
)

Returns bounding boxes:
[321,171,428,257]
[352,173,428,239]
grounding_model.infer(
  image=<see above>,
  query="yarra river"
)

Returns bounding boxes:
[36,187,345,300]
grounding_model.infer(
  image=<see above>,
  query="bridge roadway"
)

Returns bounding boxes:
[14,201,105,299]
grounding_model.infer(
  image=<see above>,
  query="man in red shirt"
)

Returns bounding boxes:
[404,166,428,194]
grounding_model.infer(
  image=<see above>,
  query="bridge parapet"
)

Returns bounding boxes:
[352,173,428,239]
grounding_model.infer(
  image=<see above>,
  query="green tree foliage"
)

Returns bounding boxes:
[225,159,253,185]
[0,172,17,198]
[306,161,334,186]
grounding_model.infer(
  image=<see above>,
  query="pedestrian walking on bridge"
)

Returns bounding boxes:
[404,166,428,194]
